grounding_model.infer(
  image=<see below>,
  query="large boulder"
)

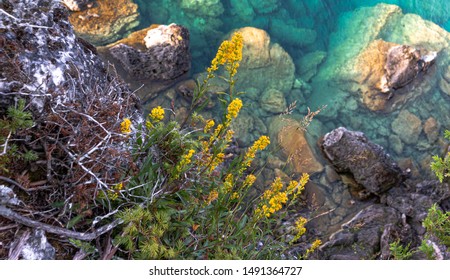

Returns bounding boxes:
[0,0,140,190]
[269,117,324,174]
[68,0,140,46]
[321,127,405,195]
[313,4,449,112]
[98,24,191,101]
[100,24,190,81]
[391,109,422,145]
[1,0,131,115]
[231,27,295,94]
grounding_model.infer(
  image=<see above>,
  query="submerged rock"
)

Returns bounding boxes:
[313,3,448,112]
[383,45,436,91]
[180,0,224,18]
[321,127,405,195]
[296,51,327,82]
[68,0,140,46]
[391,109,422,145]
[260,88,287,114]
[269,19,316,47]
[269,117,323,174]
[231,27,295,94]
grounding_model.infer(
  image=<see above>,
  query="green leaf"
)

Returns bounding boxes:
[67,214,85,229]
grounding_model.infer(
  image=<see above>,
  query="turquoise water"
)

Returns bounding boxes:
[135,0,450,72]
[136,0,450,188]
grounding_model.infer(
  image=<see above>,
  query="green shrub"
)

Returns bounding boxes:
[430,130,450,183]
[0,99,37,174]
[422,204,450,247]
[389,240,413,260]
[90,33,316,260]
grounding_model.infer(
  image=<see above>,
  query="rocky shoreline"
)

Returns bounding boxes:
[1,0,449,259]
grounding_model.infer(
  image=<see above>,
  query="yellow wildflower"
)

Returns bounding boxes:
[243,174,257,187]
[176,149,195,173]
[223,174,234,193]
[113,182,123,191]
[242,135,270,170]
[253,135,270,150]
[295,217,307,236]
[104,182,124,201]
[209,152,225,172]
[213,123,224,138]
[255,177,288,218]
[225,129,234,142]
[287,180,299,192]
[120,118,132,134]
[268,191,288,214]
[204,119,215,133]
[231,192,240,200]
[206,190,219,205]
[226,98,243,120]
[290,216,308,244]
[149,106,165,122]
[206,32,243,80]
[304,239,322,258]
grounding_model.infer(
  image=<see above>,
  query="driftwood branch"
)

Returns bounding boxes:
[8,229,30,260]
[0,205,122,241]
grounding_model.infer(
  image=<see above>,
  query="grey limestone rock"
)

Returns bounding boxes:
[318,205,403,260]
[321,127,405,195]
[20,229,56,260]
[109,24,191,81]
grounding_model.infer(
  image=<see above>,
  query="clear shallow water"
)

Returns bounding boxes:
[135,0,450,72]
[133,1,450,238]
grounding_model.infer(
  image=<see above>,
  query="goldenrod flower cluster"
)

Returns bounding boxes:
[304,239,322,258]
[243,174,257,188]
[204,119,215,133]
[287,173,309,200]
[206,32,243,80]
[255,177,287,218]
[176,149,195,173]
[206,190,219,205]
[223,173,234,193]
[146,106,165,129]
[209,152,225,172]
[231,192,240,200]
[150,106,165,122]
[255,174,309,219]
[120,118,132,134]
[226,98,243,121]
[242,135,270,170]
[290,216,308,244]
[103,182,124,201]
